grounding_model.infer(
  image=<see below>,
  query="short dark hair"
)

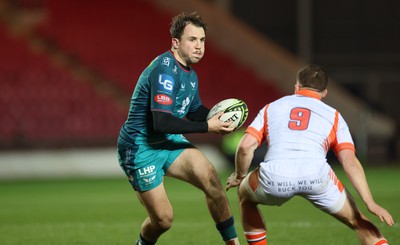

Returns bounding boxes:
[170,11,208,40]
[297,64,328,91]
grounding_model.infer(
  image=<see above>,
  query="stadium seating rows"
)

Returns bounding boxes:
[0,25,126,148]
[36,0,283,110]
[1,0,283,148]
[36,0,170,93]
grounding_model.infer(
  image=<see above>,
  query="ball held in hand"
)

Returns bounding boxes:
[206,98,249,129]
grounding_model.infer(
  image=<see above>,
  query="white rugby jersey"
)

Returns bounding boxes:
[246,89,355,160]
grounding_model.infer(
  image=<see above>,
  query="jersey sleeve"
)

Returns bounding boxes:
[188,88,202,113]
[332,113,356,155]
[245,105,269,146]
[149,66,179,114]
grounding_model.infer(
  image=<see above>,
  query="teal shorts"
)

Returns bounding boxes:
[117,134,194,192]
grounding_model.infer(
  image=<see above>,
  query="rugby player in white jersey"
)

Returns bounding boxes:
[226,64,394,245]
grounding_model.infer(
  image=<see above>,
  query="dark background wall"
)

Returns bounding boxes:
[231,0,400,129]
[229,0,400,159]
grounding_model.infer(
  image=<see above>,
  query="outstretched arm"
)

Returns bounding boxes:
[337,149,395,226]
[226,133,258,191]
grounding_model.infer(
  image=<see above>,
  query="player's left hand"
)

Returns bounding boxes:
[367,203,395,226]
[226,172,245,191]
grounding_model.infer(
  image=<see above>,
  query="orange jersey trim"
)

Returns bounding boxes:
[324,110,339,153]
[324,110,355,155]
[334,143,356,154]
[295,89,321,100]
[246,127,263,146]
[329,169,344,193]
[246,104,269,146]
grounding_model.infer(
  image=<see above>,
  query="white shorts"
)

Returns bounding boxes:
[242,161,347,214]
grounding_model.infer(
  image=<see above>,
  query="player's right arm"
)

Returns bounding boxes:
[206,111,234,134]
[149,60,232,135]
[337,149,395,226]
[226,105,268,190]
[226,133,258,191]
[153,111,233,134]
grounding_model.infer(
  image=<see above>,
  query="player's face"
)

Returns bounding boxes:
[174,24,205,66]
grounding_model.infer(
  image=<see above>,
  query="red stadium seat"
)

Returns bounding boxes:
[0,0,283,148]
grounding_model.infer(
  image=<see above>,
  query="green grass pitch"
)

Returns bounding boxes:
[1,166,399,244]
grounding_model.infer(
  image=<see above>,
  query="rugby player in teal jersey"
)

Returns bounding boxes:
[117,12,240,245]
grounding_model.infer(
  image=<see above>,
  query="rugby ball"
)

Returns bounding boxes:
[206,98,249,129]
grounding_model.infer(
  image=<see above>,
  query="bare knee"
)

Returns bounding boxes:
[198,166,223,193]
[149,207,174,232]
[153,214,173,232]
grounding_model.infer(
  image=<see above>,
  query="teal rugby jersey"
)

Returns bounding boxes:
[119,51,203,144]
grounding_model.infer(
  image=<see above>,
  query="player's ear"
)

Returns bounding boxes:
[171,38,179,49]
[294,82,300,93]
[322,89,328,98]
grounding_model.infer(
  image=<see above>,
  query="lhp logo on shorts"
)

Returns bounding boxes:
[143,175,156,183]
[138,165,155,176]
[138,165,157,186]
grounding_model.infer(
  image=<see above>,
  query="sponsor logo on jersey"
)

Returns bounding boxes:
[177,97,190,114]
[190,81,196,88]
[154,94,172,105]
[162,57,171,66]
[158,74,174,91]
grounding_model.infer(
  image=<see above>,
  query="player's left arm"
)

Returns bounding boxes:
[334,114,394,225]
[337,150,395,226]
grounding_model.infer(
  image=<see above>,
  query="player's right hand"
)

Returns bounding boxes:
[226,172,245,191]
[207,111,234,135]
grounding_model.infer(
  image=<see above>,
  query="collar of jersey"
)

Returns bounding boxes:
[168,50,191,72]
[295,89,321,100]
